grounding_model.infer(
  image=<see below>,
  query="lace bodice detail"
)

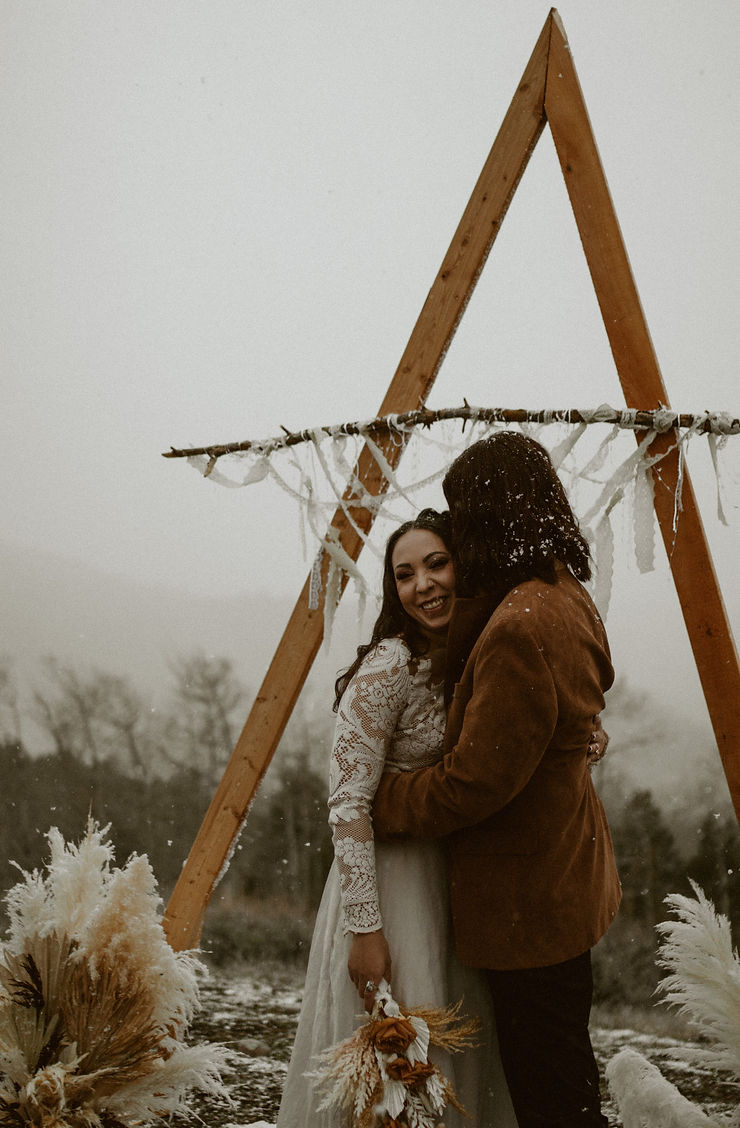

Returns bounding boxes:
[328,637,446,933]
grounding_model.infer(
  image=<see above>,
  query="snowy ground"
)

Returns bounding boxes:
[177,967,738,1127]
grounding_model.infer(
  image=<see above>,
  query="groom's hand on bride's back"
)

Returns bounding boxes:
[348,929,392,1012]
[587,712,609,768]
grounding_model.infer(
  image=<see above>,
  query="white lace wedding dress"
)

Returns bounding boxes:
[276,637,517,1128]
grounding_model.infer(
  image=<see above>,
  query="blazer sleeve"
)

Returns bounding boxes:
[372,617,558,840]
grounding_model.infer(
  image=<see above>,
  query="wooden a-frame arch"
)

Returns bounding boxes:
[163,8,740,950]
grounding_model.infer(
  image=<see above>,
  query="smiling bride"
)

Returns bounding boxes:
[275,508,516,1128]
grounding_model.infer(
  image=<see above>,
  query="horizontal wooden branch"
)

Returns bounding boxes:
[163,405,740,467]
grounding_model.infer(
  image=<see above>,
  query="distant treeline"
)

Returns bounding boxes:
[0,650,336,961]
[0,739,333,961]
[2,653,739,1005]
[594,787,740,1005]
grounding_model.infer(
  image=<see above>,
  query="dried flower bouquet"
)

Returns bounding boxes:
[0,820,228,1127]
[310,979,479,1128]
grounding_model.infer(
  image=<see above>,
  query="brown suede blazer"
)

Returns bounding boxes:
[372,566,621,970]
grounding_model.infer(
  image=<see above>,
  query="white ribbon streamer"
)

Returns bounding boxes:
[708,433,729,526]
[633,463,656,574]
[591,493,620,617]
[308,546,323,610]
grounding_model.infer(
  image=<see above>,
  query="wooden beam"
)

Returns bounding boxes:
[163,12,553,950]
[545,13,740,820]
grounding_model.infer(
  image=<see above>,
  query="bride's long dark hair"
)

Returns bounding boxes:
[333,508,452,710]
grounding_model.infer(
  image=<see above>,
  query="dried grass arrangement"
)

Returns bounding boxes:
[0,820,228,1127]
[656,880,740,1079]
[606,882,740,1127]
[310,979,479,1128]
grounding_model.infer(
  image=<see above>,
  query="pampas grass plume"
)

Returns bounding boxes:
[606,1047,719,1128]
[0,818,229,1126]
[657,881,740,1078]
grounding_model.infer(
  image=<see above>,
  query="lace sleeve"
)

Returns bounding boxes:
[328,639,411,934]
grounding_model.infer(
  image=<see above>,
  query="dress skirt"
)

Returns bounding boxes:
[276,839,517,1128]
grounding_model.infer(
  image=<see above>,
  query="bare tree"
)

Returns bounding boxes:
[93,673,157,778]
[0,656,22,746]
[167,653,247,781]
[32,660,157,773]
[32,660,92,759]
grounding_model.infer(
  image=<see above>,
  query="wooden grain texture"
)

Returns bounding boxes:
[545,12,740,819]
[163,13,554,950]
[545,13,660,400]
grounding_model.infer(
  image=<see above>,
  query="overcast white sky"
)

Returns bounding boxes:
[2,0,739,727]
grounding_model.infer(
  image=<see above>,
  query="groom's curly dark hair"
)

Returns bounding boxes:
[443,431,591,601]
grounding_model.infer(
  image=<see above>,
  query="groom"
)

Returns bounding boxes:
[372,432,620,1128]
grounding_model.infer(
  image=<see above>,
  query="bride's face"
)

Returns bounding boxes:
[391,528,455,637]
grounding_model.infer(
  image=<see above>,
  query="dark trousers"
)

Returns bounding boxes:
[485,951,608,1128]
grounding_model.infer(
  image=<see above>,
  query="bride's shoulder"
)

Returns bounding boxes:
[362,635,413,671]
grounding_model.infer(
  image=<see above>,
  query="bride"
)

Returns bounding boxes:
[276,508,518,1127]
